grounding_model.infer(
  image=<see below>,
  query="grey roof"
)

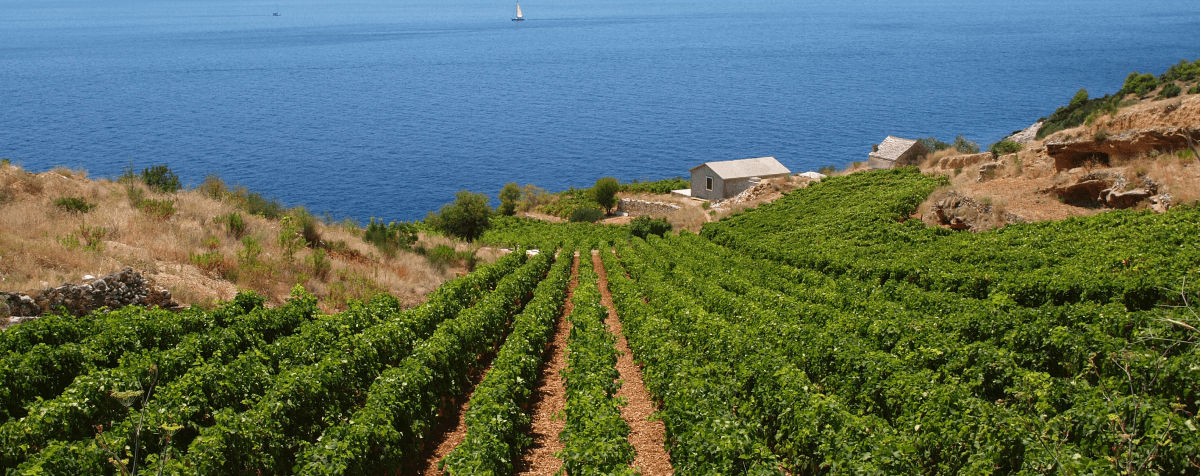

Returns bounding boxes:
[690,156,790,179]
[870,136,920,161]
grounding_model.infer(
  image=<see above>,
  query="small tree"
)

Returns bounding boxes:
[592,177,619,214]
[427,191,492,242]
[140,165,181,193]
[498,182,521,216]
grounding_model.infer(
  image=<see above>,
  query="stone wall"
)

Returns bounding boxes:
[616,198,680,217]
[0,268,176,321]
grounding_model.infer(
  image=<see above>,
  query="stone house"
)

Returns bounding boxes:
[689,156,791,201]
[868,136,925,169]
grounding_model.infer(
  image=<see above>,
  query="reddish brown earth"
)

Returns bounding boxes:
[593,251,675,475]
[516,253,579,475]
[419,360,493,476]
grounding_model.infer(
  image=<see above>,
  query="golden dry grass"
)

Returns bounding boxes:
[0,163,455,312]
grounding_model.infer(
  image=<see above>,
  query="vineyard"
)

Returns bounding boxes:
[2,168,1198,474]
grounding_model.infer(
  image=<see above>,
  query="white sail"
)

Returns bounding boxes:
[515,3,523,19]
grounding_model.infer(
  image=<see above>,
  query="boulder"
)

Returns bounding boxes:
[1043,171,1158,209]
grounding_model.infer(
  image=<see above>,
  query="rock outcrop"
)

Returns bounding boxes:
[925,191,1023,232]
[935,152,994,171]
[0,268,177,323]
[1045,127,1199,171]
[1003,121,1043,144]
[1043,171,1161,209]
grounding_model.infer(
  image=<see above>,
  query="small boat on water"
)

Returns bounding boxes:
[272,12,281,16]
[512,2,524,22]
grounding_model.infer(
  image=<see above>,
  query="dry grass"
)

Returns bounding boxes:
[0,163,455,312]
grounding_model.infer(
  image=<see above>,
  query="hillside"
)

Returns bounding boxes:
[0,163,468,314]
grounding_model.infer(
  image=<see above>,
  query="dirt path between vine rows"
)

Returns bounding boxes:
[593,251,675,475]
[515,252,580,475]
[418,253,578,476]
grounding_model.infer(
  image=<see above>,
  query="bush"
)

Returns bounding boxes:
[498,182,521,216]
[952,135,980,154]
[1190,84,1200,95]
[237,236,263,269]
[817,165,840,175]
[426,191,492,242]
[570,207,605,223]
[1121,72,1159,97]
[1161,59,1200,82]
[230,186,285,219]
[291,208,321,247]
[363,218,418,257]
[630,216,672,239]
[988,140,1024,156]
[190,251,224,272]
[917,137,952,154]
[592,177,619,213]
[278,215,308,263]
[137,198,176,219]
[215,212,246,238]
[140,165,181,193]
[1159,83,1182,99]
[518,184,552,212]
[308,248,331,281]
[618,177,689,194]
[53,197,95,213]
[198,174,227,199]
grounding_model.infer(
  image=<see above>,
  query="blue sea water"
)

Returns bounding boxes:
[1,0,1198,221]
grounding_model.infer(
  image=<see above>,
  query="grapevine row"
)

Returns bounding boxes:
[558,252,635,474]
[291,251,554,475]
[439,249,575,474]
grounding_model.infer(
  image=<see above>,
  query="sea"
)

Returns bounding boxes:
[1,0,1198,221]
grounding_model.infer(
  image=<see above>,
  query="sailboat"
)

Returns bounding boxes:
[512,2,524,22]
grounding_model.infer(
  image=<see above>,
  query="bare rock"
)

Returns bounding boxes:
[1150,193,1173,213]
[1045,126,1200,171]
[926,191,1023,232]
[1044,171,1158,209]
[1003,122,1043,145]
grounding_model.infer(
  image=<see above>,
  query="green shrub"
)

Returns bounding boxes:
[592,177,619,213]
[952,135,979,154]
[1159,83,1182,98]
[426,191,492,242]
[278,215,308,263]
[53,197,95,214]
[215,212,246,238]
[308,249,331,281]
[363,218,418,257]
[230,186,284,219]
[917,137,952,153]
[570,207,605,223]
[60,224,106,252]
[541,188,601,220]
[1160,59,1200,82]
[137,198,176,219]
[237,236,263,269]
[988,140,1024,156]
[630,216,672,239]
[291,208,321,247]
[1121,72,1159,97]
[198,174,227,199]
[0,158,9,166]
[426,244,459,269]
[190,251,224,272]
[140,165,181,193]
[1038,92,1119,139]
[1189,84,1200,95]
[498,182,521,216]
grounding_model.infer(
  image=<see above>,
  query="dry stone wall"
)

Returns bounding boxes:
[0,268,176,321]
[617,198,680,217]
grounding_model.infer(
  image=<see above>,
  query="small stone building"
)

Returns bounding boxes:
[868,136,925,169]
[689,156,791,201]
